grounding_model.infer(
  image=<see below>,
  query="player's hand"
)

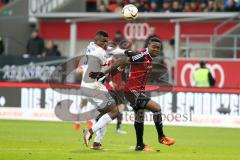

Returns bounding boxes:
[89,72,105,81]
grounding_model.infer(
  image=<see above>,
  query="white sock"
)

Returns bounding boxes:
[94,125,107,143]
[92,114,112,133]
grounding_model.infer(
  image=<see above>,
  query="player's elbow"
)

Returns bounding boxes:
[118,57,129,66]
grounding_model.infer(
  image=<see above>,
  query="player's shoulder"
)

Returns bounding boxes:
[138,48,149,57]
[86,42,106,57]
[139,48,147,53]
[86,42,106,61]
[86,42,96,53]
[140,48,152,59]
[131,48,148,62]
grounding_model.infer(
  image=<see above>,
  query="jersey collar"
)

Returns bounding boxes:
[94,42,106,53]
[146,48,153,60]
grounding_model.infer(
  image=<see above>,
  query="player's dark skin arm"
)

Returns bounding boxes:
[89,50,139,79]
[103,57,129,75]
[104,50,139,76]
[89,57,130,80]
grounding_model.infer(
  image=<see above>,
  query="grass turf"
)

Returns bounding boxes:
[0,120,240,160]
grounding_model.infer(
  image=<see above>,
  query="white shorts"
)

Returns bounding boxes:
[80,81,116,110]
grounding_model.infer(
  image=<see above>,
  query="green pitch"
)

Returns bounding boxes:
[0,120,240,160]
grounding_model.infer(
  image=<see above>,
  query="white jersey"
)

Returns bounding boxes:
[109,46,125,56]
[86,42,108,66]
[80,42,108,91]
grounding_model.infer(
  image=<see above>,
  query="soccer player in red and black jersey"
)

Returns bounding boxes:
[90,37,175,151]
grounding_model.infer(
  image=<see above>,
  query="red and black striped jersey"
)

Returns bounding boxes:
[125,48,153,91]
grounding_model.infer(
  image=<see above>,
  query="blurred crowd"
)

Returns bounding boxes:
[0,0,14,9]
[0,29,62,57]
[26,30,61,57]
[0,29,61,57]
[95,0,240,12]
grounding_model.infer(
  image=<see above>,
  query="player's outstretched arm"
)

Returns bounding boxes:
[103,49,141,75]
[89,50,140,80]
[76,65,84,75]
[89,57,129,80]
[103,56,129,75]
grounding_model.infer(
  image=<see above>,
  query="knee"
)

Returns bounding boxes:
[117,112,123,120]
[109,106,119,119]
[134,109,145,122]
[152,108,161,113]
[149,102,161,113]
[118,104,125,112]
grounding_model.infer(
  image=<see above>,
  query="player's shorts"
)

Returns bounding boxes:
[124,89,151,111]
[109,90,128,105]
[80,81,116,112]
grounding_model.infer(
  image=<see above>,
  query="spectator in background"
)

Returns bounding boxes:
[97,3,107,12]
[97,0,108,12]
[0,36,4,55]
[204,0,215,11]
[90,0,239,12]
[150,1,159,12]
[160,0,172,12]
[0,0,14,9]
[113,30,125,45]
[121,0,129,6]
[237,51,240,58]
[26,30,44,56]
[108,0,117,12]
[215,0,225,11]
[114,0,123,13]
[42,40,61,57]
[168,38,176,82]
[203,0,224,12]
[1,0,10,3]
[169,38,187,58]
[224,0,239,11]
[0,0,10,7]
[112,30,135,50]
[200,0,207,11]
[171,0,183,12]
[183,2,190,11]
[0,1,4,8]
[138,0,150,12]
[194,61,215,87]
[188,0,202,12]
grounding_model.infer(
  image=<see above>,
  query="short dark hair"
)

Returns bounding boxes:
[116,30,122,34]
[169,38,175,46]
[200,61,206,68]
[96,30,108,38]
[149,37,161,44]
[32,29,39,33]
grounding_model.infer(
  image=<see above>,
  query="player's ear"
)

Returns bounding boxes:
[160,42,163,50]
[94,39,99,45]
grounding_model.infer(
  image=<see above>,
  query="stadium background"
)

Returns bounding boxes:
[0,0,240,160]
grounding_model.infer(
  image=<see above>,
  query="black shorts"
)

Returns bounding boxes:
[109,90,128,105]
[124,90,150,111]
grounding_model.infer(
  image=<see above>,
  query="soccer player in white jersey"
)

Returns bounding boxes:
[90,46,129,150]
[80,31,123,147]
[75,63,107,148]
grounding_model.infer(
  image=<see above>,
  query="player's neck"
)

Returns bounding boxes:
[95,43,105,51]
[146,48,153,59]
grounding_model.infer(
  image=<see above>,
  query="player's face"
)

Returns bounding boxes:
[148,42,161,57]
[96,36,109,50]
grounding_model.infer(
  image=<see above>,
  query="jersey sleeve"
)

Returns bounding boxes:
[82,55,102,83]
[129,53,146,63]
